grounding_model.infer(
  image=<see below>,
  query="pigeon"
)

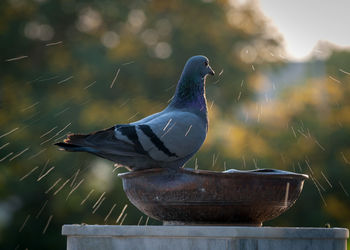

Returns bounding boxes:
[55,55,215,171]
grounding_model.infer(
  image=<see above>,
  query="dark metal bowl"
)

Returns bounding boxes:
[118,168,308,226]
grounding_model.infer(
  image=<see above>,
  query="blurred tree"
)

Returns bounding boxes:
[0,0,349,249]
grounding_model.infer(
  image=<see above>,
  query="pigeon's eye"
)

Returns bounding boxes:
[204,61,208,67]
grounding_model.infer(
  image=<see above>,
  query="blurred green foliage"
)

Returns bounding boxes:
[0,0,349,249]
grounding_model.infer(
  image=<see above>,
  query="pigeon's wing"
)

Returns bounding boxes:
[55,125,157,170]
[115,110,207,162]
[56,127,145,157]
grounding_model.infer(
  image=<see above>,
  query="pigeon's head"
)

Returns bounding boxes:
[183,55,215,79]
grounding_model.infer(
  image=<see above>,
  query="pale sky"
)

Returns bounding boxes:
[257,0,350,61]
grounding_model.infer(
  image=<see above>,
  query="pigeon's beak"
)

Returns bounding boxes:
[208,65,215,76]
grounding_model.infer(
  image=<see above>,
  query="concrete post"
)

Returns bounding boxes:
[62,225,348,250]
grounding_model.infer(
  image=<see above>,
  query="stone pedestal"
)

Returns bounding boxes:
[62,225,348,250]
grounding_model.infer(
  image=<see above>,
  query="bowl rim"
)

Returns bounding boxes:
[118,167,309,180]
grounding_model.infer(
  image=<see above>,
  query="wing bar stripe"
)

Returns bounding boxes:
[116,125,148,155]
[138,125,178,157]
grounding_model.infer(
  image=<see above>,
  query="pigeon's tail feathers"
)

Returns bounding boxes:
[58,127,116,149]
[55,127,144,159]
[62,133,90,146]
[54,132,96,153]
[55,132,97,153]
[54,142,97,153]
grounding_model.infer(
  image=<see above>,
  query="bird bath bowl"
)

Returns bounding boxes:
[118,168,308,226]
